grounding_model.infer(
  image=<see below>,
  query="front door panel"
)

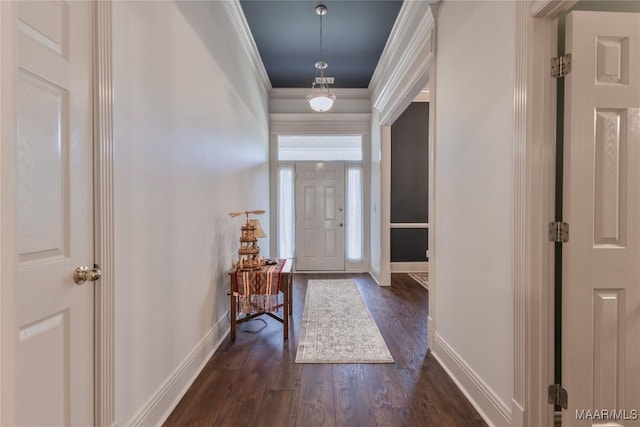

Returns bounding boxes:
[295,162,345,271]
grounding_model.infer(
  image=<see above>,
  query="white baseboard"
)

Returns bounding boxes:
[295,269,368,274]
[390,261,428,273]
[125,314,230,427]
[432,333,511,427]
[369,264,381,285]
[511,399,525,427]
[428,315,435,349]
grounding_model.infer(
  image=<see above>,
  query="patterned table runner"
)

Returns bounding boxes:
[233,259,285,314]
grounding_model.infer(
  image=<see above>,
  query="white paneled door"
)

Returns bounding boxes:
[563,11,640,426]
[16,1,95,425]
[295,162,345,270]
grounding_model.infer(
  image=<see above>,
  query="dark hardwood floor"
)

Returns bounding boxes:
[163,273,487,427]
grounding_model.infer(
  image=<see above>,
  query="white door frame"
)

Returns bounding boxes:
[0,2,116,425]
[269,115,372,272]
[519,1,579,426]
[93,2,116,425]
[0,3,19,424]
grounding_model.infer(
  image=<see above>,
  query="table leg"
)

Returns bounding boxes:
[230,288,236,341]
[283,277,289,340]
[288,273,293,316]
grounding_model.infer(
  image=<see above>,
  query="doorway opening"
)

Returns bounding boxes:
[276,135,365,271]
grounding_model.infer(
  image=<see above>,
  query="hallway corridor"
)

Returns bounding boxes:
[164,273,486,426]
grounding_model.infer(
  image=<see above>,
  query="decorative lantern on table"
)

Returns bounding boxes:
[229,210,266,271]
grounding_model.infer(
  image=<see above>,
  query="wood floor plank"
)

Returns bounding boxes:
[267,350,302,391]
[332,364,376,426]
[372,407,411,426]
[254,390,298,427]
[294,364,336,427]
[420,353,488,426]
[164,273,487,427]
[362,364,410,409]
[210,345,275,426]
[163,367,238,426]
[207,328,259,370]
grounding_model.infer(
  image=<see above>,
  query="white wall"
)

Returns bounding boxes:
[112,1,269,424]
[432,1,515,424]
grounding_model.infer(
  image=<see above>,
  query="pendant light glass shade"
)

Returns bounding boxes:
[308,4,335,112]
[307,88,336,112]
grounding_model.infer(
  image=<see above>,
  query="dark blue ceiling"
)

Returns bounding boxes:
[240,1,403,89]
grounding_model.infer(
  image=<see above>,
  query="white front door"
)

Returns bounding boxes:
[295,162,345,270]
[563,11,640,425]
[16,1,95,425]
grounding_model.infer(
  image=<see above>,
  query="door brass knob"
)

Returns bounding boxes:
[74,266,102,285]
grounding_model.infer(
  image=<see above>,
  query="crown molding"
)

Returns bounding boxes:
[269,87,371,100]
[369,1,436,124]
[222,0,272,92]
[530,0,579,18]
[369,1,436,90]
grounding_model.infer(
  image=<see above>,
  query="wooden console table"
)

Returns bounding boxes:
[228,258,293,340]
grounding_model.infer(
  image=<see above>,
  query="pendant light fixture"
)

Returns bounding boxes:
[307,4,335,112]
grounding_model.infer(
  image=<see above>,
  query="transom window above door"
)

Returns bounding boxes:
[277,135,362,161]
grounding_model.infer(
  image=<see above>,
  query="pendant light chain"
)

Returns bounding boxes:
[319,10,323,66]
[317,5,326,80]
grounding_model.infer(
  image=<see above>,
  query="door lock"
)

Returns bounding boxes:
[73,266,102,285]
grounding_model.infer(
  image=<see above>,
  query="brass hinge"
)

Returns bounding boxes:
[549,222,569,243]
[548,384,568,409]
[551,54,572,78]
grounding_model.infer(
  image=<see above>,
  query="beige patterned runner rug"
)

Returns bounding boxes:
[295,279,394,364]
